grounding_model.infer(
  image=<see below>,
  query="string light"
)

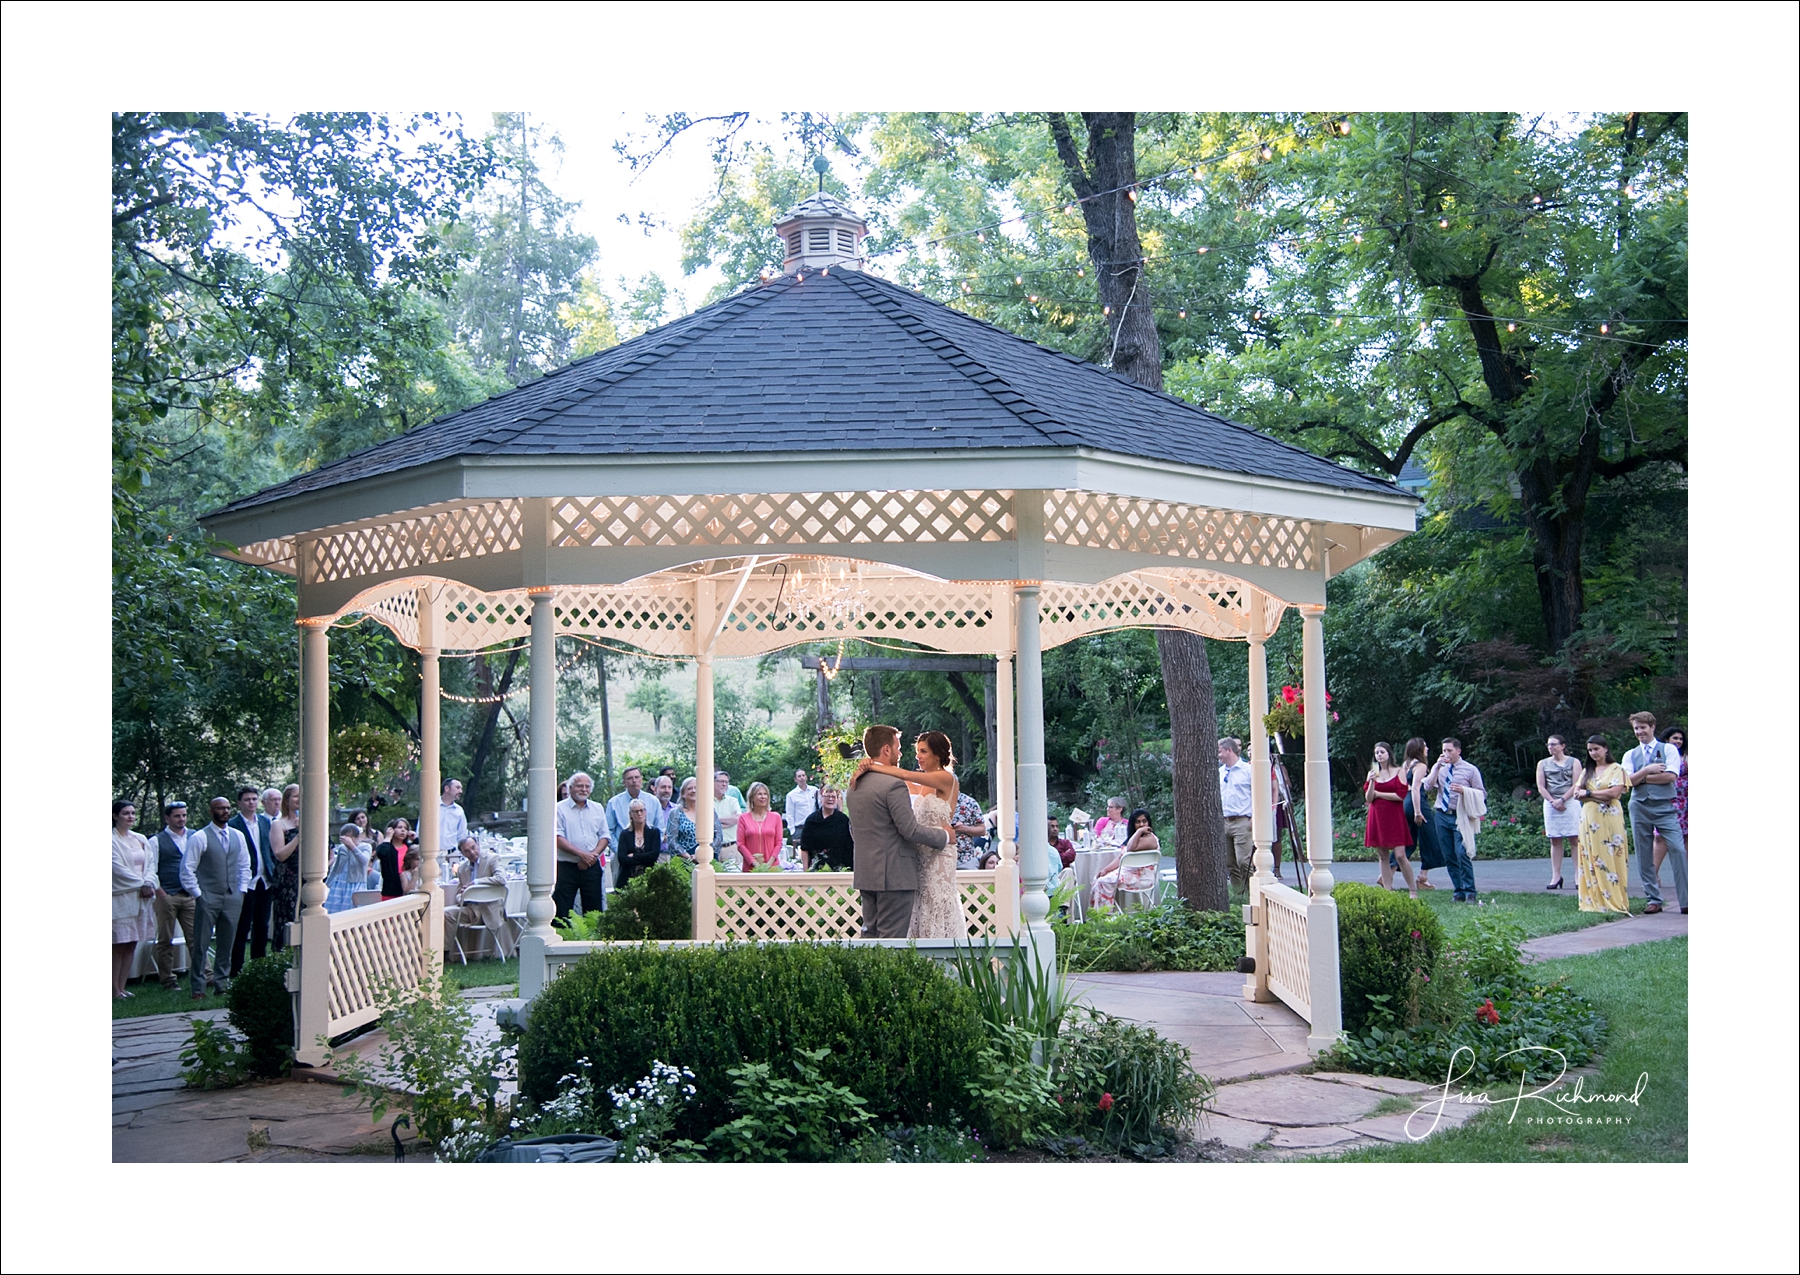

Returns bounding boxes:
[1127,189,1137,202]
[1439,218,1449,228]
[1352,233,1363,243]
[1507,322,1517,332]
[1178,309,1187,319]
[1599,323,1610,334]
[1014,275,1023,285]
[1260,145,1273,160]
[1196,245,1209,254]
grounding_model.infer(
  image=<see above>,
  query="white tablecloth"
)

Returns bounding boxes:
[1071,848,1124,909]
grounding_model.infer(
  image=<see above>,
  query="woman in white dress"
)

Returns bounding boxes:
[1536,735,1584,890]
[112,800,158,999]
[855,730,964,940]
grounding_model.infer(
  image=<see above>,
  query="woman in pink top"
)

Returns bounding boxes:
[736,782,785,868]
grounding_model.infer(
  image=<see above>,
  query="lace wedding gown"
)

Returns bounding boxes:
[907,791,964,940]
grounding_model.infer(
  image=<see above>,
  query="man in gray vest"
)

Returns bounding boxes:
[150,802,203,991]
[183,797,252,998]
[1625,710,1687,914]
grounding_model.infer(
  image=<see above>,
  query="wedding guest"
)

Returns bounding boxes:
[1536,736,1582,890]
[259,787,283,821]
[351,808,373,846]
[438,778,469,857]
[1363,742,1418,896]
[374,838,404,899]
[1423,738,1484,903]
[555,771,609,918]
[715,771,745,867]
[800,785,854,871]
[112,800,157,999]
[979,849,1001,871]
[186,798,251,997]
[665,778,702,863]
[1401,739,1441,890]
[605,767,652,858]
[324,823,370,914]
[401,847,423,894]
[1093,797,1129,846]
[1094,809,1160,908]
[1218,737,1257,890]
[616,799,662,887]
[269,784,301,950]
[1573,736,1629,914]
[953,792,988,869]
[785,769,820,841]
[228,786,274,974]
[1047,816,1076,870]
[737,782,785,868]
[150,801,203,991]
[1625,711,1686,915]
[557,781,569,803]
[650,774,677,836]
[443,835,513,959]
[1663,727,1688,870]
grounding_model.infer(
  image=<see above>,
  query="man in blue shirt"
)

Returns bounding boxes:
[1625,711,1686,914]
[1424,737,1485,903]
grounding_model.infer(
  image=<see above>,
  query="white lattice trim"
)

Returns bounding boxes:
[705,871,1005,941]
[226,535,298,573]
[1039,570,1276,645]
[303,500,524,585]
[1045,490,1314,571]
[550,490,1014,549]
[1261,883,1311,1022]
[326,893,430,1036]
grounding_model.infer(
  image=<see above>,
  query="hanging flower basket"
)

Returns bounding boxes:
[1262,685,1338,744]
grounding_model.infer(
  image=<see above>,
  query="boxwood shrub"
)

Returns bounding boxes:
[1334,883,1444,1035]
[227,948,295,1078]
[518,943,985,1140]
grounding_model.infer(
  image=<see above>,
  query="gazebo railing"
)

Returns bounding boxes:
[1256,882,1313,1020]
[290,893,433,1060]
[697,869,1014,942]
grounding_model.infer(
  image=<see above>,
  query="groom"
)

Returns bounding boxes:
[848,724,951,938]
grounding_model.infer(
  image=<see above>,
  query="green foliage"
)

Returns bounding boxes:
[966,1021,1063,1150]
[517,943,985,1141]
[1335,882,1446,1034]
[626,677,680,733]
[707,1046,877,1162]
[178,1018,250,1090]
[227,949,295,1078]
[855,1123,987,1163]
[330,722,411,796]
[328,968,517,1155]
[592,859,694,940]
[1053,900,1244,973]
[1050,1012,1215,1155]
[953,938,1073,1045]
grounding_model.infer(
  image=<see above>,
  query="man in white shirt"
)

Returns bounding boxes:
[555,771,609,917]
[228,785,274,975]
[714,771,744,867]
[187,797,252,998]
[150,801,203,991]
[1625,711,1686,914]
[438,778,470,854]
[785,769,820,842]
[259,787,283,821]
[1424,738,1486,903]
[1218,737,1256,889]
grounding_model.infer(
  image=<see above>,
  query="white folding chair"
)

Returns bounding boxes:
[350,890,383,908]
[452,882,511,964]
[1158,867,1179,903]
[1116,850,1162,913]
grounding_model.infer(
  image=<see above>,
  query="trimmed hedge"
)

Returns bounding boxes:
[228,948,295,1078]
[1334,883,1444,1035]
[518,943,986,1140]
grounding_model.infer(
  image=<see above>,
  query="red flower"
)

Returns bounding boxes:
[1476,999,1500,1026]
[1410,930,1421,939]
[1098,1093,1115,1113]
[1281,686,1298,704]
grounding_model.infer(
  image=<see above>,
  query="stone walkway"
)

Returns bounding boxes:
[1521,909,1687,961]
[1331,852,1672,897]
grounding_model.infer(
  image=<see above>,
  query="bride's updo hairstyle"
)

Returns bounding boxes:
[917,730,955,770]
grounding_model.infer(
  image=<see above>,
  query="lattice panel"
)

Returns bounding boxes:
[1045,490,1314,571]
[556,588,697,657]
[707,872,1006,941]
[550,490,1014,549]
[326,895,430,1035]
[711,875,864,941]
[1039,572,1255,645]
[357,586,421,648]
[441,587,531,651]
[303,500,524,584]
[230,536,297,573]
[1262,885,1312,1021]
[713,576,998,658]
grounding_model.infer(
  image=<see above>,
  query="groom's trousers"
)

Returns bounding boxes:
[860,889,915,939]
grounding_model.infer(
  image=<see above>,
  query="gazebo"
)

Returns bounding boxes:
[203,191,1416,1064]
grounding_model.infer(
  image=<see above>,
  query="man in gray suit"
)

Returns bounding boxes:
[848,724,950,938]
[444,835,515,960]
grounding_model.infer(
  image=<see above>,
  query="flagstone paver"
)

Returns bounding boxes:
[1520,911,1687,961]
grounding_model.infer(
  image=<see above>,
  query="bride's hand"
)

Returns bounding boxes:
[852,758,874,779]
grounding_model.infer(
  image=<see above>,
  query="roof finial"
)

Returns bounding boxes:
[813,155,829,193]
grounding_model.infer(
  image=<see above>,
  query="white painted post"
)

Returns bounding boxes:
[294,616,333,1065]
[415,587,445,990]
[1299,603,1342,1050]
[1013,584,1055,972]
[1243,596,1275,1004]
[993,650,1018,933]
[692,577,718,940]
[518,587,558,999]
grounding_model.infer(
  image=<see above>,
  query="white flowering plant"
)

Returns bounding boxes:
[608,1061,700,1162]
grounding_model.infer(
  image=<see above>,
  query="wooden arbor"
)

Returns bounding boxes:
[202,194,1415,1063]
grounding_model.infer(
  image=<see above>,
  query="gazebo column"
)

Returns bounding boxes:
[1013,584,1054,970]
[518,587,558,999]
[993,651,1019,934]
[1242,596,1276,1004]
[1299,603,1342,1050]
[691,578,718,940]
[293,616,332,1066]
[414,587,445,990]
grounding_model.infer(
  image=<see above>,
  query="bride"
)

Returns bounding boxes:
[854,730,964,940]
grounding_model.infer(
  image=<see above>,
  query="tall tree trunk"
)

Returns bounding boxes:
[467,648,522,809]
[1048,111,1228,910]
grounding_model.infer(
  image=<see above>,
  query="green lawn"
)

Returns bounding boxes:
[1332,937,1687,1162]
[116,956,519,1020]
[1412,890,1638,942]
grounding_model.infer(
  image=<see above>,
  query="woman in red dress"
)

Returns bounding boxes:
[1364,742,1418,896]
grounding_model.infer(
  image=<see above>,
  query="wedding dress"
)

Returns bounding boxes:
[907,790,964,940]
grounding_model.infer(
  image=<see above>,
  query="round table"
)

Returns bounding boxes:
[1070,848,1124,916]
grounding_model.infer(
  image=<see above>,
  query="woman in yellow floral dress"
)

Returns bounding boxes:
[1573,735,1629,914]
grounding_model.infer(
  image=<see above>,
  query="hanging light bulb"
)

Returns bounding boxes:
[1353,233,1363,243]
[1015,275,1023,285]
[1197,245,1209,254]
[1507,322,1517,332]
[1419,320,1428,331]
[1622,184,1634,197]
[977,231,986,242]
[1127,188,1137,202]
[1253,310,1261,321]
[1178,309,1187,319]
[1103,305,1111,316]
[1532,194,1542,204]
[1028,294,1038,303]
[1261,145,1273,160]
[1077,267,1084,277]
[1334,316,1342,327]
[1600,323,1610,334]
[1439,217,1449,228]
